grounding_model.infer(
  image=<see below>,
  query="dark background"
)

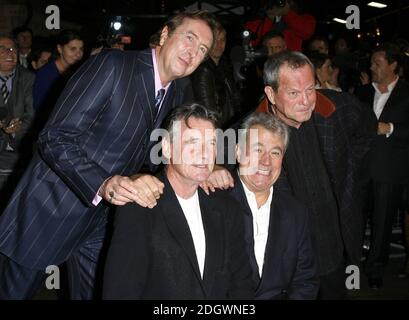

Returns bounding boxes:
[12,0,409,50]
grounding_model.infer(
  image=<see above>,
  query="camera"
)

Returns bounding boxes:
[266,0,287,9]
[230,30,267,82]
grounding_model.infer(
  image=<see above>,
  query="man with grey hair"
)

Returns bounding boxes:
[208,50,373,299]
[260,50,373,298]
[0,36,34,210]
[103,103,254,299]
[227,112,319,299]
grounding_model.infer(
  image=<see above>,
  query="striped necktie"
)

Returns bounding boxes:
[0,75,10,104]
[155,88,165,109]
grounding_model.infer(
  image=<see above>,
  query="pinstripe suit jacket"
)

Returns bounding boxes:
[0,49,185,269]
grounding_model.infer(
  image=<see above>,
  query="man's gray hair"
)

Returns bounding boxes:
[163,102,219,141]
[239,112,290,152]
[263,50,314,91]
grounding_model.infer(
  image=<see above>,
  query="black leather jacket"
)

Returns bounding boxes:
[190,56,242,128]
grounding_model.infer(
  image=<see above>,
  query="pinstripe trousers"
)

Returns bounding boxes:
[0,210,108,300]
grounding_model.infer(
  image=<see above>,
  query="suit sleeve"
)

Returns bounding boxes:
[37,51,118,206]
[287,206,319,300]
[103,203,150,299]
[11,70,34,149]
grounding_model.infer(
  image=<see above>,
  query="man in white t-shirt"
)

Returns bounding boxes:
[103,103,254,299]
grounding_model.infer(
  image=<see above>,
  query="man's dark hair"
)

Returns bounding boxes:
[307,51,330,70]
[308,35,329,53]
[12,26,33,39]
[374,43,402,75]
[262,30,285,47]
[162,10,217,53]
[164,103,219,140]
[56,29,83,46]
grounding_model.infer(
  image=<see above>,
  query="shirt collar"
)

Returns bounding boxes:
[0,69,16,84]
[238,172,274,207]
[152,48,171,95]
[372,76,399,94]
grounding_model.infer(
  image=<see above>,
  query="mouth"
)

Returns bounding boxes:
[192,164,210,169]
[178,56,191,68]
[256,168,271,176]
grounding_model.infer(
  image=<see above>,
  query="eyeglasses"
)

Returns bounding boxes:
[0,45,17,54]
[174,32,209,57]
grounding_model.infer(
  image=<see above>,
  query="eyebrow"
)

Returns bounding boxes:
[186,30,210,51]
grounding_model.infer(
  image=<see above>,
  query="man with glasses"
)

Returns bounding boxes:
[0,36,34,211]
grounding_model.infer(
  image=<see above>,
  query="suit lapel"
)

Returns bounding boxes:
[229,171,261,285]
[153,82,175,130]
[199,188,223,295]
[258,192,285,286]
[133,49,156,133]
[379,79,402,121]
[158,172,206,294]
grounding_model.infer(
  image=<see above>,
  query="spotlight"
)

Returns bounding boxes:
[111,16,122,31]
[113,22,122,31]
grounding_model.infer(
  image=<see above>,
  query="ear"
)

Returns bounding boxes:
[57,44,63,55]
[391,61,398,74]
[162,136,171,160]
[235,144,241,164]
[264,86,276,105]
[159,26,169,46]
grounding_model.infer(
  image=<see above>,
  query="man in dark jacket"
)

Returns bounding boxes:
[190,20,242,128]
[227,112,318,299]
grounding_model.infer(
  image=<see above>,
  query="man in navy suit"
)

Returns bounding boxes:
[227,112,318,299]
[103,103,254,299]
[0,10,215,299]
[355,43,409,288]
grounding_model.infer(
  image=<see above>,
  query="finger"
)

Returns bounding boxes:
[133,192,151,208]
[199,182,210,195]
[110,198,127,206]
[143,176,165,198]
[215,174,226,190]
[130,181,158,206]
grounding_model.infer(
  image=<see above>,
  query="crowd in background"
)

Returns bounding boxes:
[1,0,409,299]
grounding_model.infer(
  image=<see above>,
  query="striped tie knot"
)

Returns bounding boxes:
[155,88,165,108]
[0,75,10,104]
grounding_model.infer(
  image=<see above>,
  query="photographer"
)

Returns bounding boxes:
[244,0,315,51]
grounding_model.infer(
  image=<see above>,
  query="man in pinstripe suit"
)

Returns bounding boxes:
[0,10,215,299]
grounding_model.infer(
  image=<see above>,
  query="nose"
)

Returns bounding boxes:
[260,152,272,166]
[301,91,309,105]
[186,44,198,59]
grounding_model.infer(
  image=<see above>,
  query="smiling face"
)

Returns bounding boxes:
[238,125,284,194]
[0,38,18,74]
[157,17,213,85]
[164,117,217,187]
[265,64,316,128]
